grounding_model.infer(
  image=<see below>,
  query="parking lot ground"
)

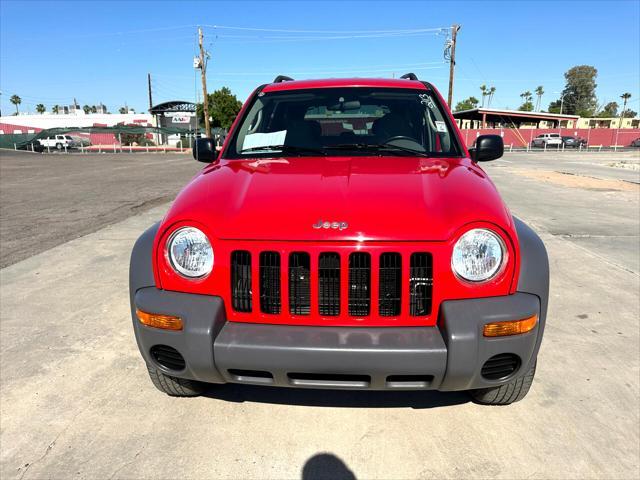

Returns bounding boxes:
[1,151,639,479]
[0,150,201,268]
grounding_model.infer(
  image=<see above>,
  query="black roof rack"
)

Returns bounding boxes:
[400,73,418,81]
[273,75,294,83]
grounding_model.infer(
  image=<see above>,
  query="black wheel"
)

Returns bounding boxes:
[146,365,204,397]
[469,360,536,405]
[56,143,63,150]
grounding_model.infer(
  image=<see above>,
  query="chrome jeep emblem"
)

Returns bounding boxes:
[313,219,348,231]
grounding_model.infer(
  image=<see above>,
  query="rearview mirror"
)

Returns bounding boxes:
[469,135,503,162]
[193,138,217,163]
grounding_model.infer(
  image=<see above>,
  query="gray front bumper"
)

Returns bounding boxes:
[133,287,541,391]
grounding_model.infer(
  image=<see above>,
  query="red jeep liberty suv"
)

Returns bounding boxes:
[130,74,548,405]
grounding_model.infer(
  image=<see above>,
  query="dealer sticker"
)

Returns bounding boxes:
[435,121,447,133]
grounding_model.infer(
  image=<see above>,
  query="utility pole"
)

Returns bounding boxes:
[147,73,153,111]
[446,24,460,107]
[198,27,212,138]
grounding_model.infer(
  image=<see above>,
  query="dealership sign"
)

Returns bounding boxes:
[171,116,191,124]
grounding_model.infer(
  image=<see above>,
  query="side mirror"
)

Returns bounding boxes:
[469,135,503,162]
[193,138,217,163]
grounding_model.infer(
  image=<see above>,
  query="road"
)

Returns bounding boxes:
[1,151,639,479]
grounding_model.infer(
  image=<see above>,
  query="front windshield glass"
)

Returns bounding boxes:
[225,87,462,158]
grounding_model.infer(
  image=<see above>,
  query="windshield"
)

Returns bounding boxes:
[225,87,462,158]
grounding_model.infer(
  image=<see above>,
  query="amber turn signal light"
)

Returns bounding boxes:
[136,309,183,331]
[483,314,538,337]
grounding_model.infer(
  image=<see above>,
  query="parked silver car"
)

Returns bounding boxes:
[531,133,562,148]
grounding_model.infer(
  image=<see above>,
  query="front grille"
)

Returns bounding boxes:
[409,253,433,316]
[289,252,311,315]
[379,252,401,316]
[259,252,281,314]
[481,354,521,380]
[230,249,433,319]
[231,251,252,312]
[348,252,371,316]
[318,253,341,316]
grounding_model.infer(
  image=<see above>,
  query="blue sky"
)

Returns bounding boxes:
[1,0,639,115]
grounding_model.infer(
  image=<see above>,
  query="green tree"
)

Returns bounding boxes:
[91,105,98,113]
[454,96,479,112]
[487,86,496,107]
[36,103,46,114]
[197,86,243,130]
[547,100,561,114]
[552,65,598,116]
[620,92,633,118]
[83,105,91,114]
[10,94,21,114]
[119,107,127,114]
[52,105,60,114]
[534,86,544,111]
[598,101,618,117]
[518,91,534,112]
[479,84,488,107]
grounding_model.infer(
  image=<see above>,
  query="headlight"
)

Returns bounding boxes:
[167,227,213,278]
[452,228,505,282]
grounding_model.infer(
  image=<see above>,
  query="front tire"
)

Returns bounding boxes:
[146,365,204,397]
[469,360,536,405]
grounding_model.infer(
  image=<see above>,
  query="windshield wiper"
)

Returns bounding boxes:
[241,144,326,155]
[323,143,429,157]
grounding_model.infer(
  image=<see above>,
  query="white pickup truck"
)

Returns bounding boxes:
[38,134,76,150]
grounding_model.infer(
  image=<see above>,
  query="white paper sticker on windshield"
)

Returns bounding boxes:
[242,130,287,151]
[435,121,447,133]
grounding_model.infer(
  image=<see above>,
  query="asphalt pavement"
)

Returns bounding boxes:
[0,150,638,479]
[0,151,201,268]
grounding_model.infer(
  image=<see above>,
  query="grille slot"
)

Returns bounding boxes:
[318,252,340,316]
[409,253,433,316]
[481,354,521,380]
[259,251,281,314]
[150,345,185,371]
[289,252,311,315]
[379,252,401,316]
[231,251,252,312]
[348,252,371,316]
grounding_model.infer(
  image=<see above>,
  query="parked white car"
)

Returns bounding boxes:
[38,134,76,150]
[531,133,562,148]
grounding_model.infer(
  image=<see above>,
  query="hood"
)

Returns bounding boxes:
[164,156,513,242]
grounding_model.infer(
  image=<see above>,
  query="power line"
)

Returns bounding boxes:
[203,24,449,34]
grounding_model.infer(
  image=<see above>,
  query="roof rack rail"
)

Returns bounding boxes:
[273,75,294,83]
[400,73,418,81]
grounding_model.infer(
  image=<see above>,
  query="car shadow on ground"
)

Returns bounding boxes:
[202,383,470,409]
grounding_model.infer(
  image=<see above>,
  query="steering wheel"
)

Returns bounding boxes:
[384,135,417,144]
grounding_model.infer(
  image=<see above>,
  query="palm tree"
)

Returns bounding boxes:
[479,84,488,107]
[91,105,98,113]
[10,94,21,114]
[620,92,632,118]
[36,104,46,114]
[52,105,60,114]
[119,107,127,114]
[535,86,544,111]
[487,86,496,107]
[83,105,91,114]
